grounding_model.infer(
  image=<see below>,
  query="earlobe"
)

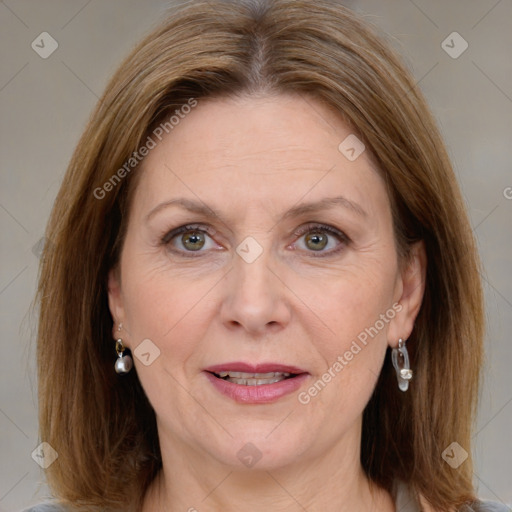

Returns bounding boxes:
[388,240,427,345]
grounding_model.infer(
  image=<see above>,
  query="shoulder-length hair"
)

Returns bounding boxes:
[35,0,483,510]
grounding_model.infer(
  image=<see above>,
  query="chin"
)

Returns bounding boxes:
[202,425,315,471]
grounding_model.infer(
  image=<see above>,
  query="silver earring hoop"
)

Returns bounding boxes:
[391,338,413,392]
[114,325,133,375]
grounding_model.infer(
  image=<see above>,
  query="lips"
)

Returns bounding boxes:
[205,362,307,374]
[203,362,309,404]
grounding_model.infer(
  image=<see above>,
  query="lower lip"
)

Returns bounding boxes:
[204,372,309,404]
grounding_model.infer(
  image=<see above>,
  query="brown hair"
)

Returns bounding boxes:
[35,0,483,510]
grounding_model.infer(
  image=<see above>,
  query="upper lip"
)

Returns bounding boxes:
[204,362,308,374]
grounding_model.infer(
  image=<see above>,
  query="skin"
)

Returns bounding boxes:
[108,93,427,512]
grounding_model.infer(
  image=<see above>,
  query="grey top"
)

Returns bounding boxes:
[22,483,511,512]
[394,480,510,511]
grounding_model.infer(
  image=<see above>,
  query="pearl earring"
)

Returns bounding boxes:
[114,323,133,375]
[391,338,413,392]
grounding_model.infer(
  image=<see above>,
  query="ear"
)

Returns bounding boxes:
[388,240,427,347]
[108,266,126,341]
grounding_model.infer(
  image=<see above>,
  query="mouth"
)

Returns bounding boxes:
[210,370,295,385]
[203,363,309,403]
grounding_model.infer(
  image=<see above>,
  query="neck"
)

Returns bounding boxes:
[142,422,395,512]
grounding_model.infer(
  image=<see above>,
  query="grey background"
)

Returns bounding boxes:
[1,0,511,510]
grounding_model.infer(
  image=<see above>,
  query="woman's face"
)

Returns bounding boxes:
[108,93,424,471]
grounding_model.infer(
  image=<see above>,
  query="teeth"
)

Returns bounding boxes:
[214,371,293,385]
[227,376,287,385]
[217,371,291,379]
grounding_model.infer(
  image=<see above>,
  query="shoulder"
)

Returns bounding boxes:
[423,497,511,512]
[21,504,69,512]
[465,500,511,512]
[395,480,510,512]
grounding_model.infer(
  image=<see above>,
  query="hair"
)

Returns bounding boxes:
[35,0,484,510]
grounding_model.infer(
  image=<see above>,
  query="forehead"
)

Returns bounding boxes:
[130,93,388,223]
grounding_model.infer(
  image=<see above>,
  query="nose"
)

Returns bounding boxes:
[219,244,291,337]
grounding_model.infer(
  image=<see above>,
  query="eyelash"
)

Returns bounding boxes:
[160,223,350,258]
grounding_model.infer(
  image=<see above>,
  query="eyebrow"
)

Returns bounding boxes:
[145,195,367,224]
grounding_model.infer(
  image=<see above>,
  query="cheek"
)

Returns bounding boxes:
[119,266,211,426]
[299,260,395,351]
[294,256,396,410]
[119,251,218,368]
[293,282,393,458]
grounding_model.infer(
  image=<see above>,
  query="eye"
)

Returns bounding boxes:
[161,224,219,256]
[292,223,349,256]
[161,222,349,258]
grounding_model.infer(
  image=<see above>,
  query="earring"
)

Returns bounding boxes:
[114,323,133,375]
[391,338,413,392]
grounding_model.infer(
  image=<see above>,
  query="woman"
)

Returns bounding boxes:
[27,0,508,511]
